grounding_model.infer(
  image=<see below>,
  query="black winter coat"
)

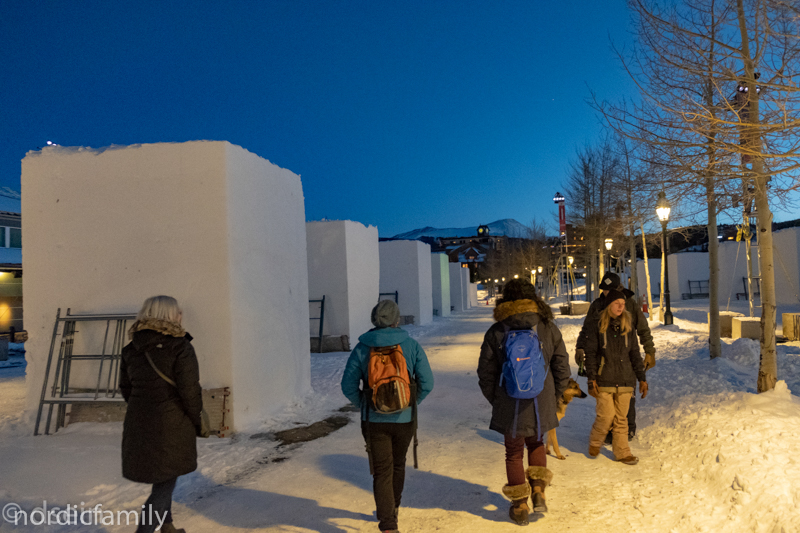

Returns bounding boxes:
[583,314,646,388]
[576,288,655,356]
[478,299,570,438]
[120,320,202,484]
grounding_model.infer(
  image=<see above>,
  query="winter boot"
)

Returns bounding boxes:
[159,523,186,533]
[588,445,600,457]
[502,482,531,525]
[526,466,553,513]
[617,455,639,465]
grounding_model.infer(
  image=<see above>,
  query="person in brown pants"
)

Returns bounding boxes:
[583,290,649,465]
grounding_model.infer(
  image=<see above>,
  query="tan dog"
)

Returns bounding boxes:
[546,378,587,460]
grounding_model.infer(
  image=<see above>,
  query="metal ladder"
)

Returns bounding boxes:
[309,296,325,353]
[34,308,136,435]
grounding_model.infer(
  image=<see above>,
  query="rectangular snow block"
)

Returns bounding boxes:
[711,311,745,338]
[22,141,310,432]
[379,240,433,326]
[783,313,800,341]
[731,317,761,340]
[449,263,466,312]
[307,220,379,344]
[431,253,451,317]
[571,301,591,315]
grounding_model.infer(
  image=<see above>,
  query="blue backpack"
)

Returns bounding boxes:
[500,325,549,437]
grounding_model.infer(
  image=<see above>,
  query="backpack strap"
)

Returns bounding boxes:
[144,352,176,387]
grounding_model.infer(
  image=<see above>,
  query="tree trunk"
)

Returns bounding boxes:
[629,225,638,298]
[641,223,653,319]
[707,178,721,359]
[736,0,776,392]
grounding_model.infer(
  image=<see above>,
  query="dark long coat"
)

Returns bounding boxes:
[477,299,570,438]
[120,319,202,484]
[583,314,646,388]
[576,288,655,355]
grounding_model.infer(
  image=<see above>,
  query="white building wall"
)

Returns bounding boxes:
[379,240,433,326]
[431,253,451,317]
[772,228,800,306]
[22,141,310,432]
[449,263,465,312]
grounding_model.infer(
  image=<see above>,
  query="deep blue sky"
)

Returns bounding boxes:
[1,1,637,237]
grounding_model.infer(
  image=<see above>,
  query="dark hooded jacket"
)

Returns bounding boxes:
[583,310,646,388]
[120,318,202,484]
[576,287,655,356]
[341,326,434,424]
[477,299,570,438]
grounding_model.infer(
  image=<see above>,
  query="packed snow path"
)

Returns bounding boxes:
[1,303,800,532]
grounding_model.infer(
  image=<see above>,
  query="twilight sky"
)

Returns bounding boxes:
[1,1,637,237]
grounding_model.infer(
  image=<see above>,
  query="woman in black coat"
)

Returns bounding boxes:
[477,279,570,525]
[584,290,648,466]
[120,295,202,533]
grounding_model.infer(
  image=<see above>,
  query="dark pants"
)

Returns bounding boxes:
[361,421,415,531]
[136,477,176,533]
[504,434,546,488]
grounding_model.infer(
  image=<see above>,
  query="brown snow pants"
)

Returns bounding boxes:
[589,388,633,460]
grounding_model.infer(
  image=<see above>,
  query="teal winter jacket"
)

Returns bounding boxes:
[341,327,434,423]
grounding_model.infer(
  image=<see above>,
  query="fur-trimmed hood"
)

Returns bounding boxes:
[127,317,186,340]
[494,299,540,322]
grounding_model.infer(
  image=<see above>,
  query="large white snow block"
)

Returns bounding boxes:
[449,263,465,312]
[460,267,471,309]
[431,253,451,317]
[711,311,745,338]
[469,282,478,307]
[306,220,379,344]
[22,141,310,432]
[732,317,761,340]
[379,240,433,326]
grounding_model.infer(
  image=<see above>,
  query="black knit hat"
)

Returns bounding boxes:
[600,272,621,291]
[602,289,626,309]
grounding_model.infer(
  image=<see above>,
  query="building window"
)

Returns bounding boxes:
[0,228,5,247]
[9,228,21,248]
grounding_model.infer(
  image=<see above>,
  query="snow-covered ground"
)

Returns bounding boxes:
[1,298,799,532]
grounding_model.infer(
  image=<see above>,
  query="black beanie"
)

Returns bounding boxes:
[603,289,626,309]
[600,272,621,291]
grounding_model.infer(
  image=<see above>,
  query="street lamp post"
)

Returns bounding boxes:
[604,238,613,273]
[656,192,673,325]
[567,255,574,304]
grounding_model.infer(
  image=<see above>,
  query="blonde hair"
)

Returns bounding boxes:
[599,306,632,337]
[136,295,182,324]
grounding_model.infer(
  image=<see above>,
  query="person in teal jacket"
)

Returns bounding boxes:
[341,300,434,533]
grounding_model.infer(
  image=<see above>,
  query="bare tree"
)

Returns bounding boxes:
[598,0,800,386]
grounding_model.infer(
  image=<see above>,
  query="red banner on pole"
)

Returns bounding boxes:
[558,203,566,236]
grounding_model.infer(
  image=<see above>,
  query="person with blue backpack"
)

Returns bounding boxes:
[477,279,570,525]
[341,299,434,533]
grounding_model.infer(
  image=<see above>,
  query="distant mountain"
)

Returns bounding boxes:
[393,219,529,239]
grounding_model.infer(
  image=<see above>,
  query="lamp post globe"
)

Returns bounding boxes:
[656,191,674,325]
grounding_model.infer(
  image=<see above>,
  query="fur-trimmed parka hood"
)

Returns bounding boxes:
[494,299,541,322]
[128,317,186,340]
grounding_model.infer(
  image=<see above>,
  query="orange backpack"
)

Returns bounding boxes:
[367,345,412,413]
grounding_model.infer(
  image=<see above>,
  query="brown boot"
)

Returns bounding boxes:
[526,466,553,513]
[502,483,531,525]
[531,487,547,513]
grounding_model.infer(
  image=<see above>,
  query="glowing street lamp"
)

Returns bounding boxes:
[656,191,673,325]
[604,238,613,251]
